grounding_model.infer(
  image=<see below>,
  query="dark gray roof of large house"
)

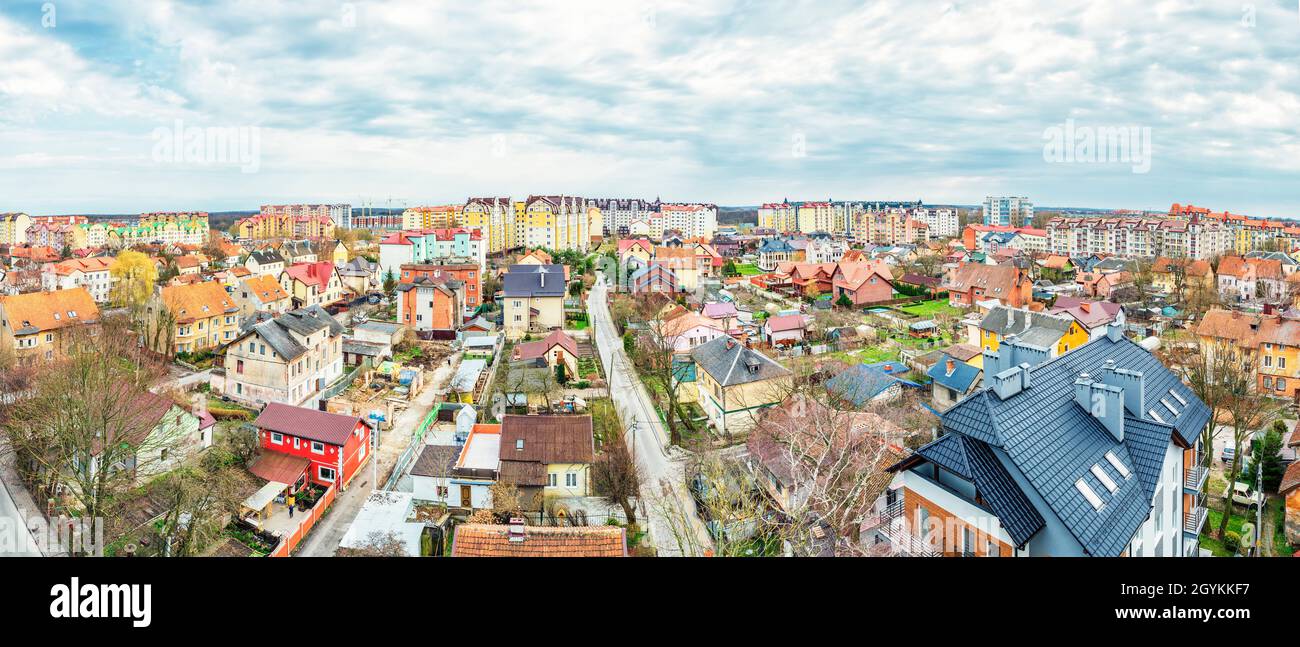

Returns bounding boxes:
[937,334,1210,556]
[902,433,1046,547]
[690,336,791,387]
[248,249,283,265]
[502,265,566,297]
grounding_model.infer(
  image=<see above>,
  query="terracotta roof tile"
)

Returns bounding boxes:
[451,524,627,557]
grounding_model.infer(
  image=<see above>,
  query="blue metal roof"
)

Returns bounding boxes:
[826,365,898,407]
[936,334,1210,556]
[927,356,981,393]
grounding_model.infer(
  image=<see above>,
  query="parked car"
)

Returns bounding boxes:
[1224,481,1263,510]
[1221,445,1236,464]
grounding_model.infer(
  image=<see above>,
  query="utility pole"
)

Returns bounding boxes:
[1255,454,1263,556]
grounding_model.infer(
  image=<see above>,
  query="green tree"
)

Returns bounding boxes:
[722,260,738,277]
[836,294,852,309]
[555,362,568,385]
[383,268,397,296]
[1245,427,1285,492]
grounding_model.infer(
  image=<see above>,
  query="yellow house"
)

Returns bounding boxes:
[502,265,566,340]
[0,288,101,365]
[690,336,793,436]
[968,305,1085,357]
[147,281,241,355]
[499,415,593,501]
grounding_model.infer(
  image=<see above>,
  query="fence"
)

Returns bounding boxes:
[381,404,442,491]
[319,365,362,401]
[268,482,337,557]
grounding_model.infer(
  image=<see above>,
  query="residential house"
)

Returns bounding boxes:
[971,306,1086,357]
[501,264,566,340]
[1254,315,1300,399]
[410,444,462,507]
[0,288,100,364]
[928,356,983,412]
[147,281,240,354]
[882,325,1211,556]
[235,275,292,318]
[78,390,204,486]
[1048,298,1126,341]
[280,240,318,264]
[944,263,1031,308]
[400,263,481,314]
[244,249,285,278]
[446,423,501,509]
[826,364,904,408]
[338,256,381,297]
[214,305,345,409]
[763,314,806,347]
[511,329,581,377]
[40,257,115,304]
[628,264,681,294]
[451,521,626,557]
[497,414,595,503]
[691,336,794,436]
[280,261,343,308]
[1281,462,1300,545]
[253,403,372,490]
[785,262,838,297]
[1078,270,1133,300]
[700,301,740,331]
[831,261,895,306]
[757,239,798,271]
[1194,309,1260,366]
[396,270,465,336]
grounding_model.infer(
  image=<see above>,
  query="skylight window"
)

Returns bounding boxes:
[1169,390,1188,406]
[1147,409,1166,424]
[1161,397,1179,416]
[1076,479,1104,510]
[1091,464,1118,493]
[1104,451,1131,478]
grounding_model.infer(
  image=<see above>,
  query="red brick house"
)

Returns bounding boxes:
[831,261,894,306]
[253,403,372,490]
[786,262,838,297]
[944,263,1031,308]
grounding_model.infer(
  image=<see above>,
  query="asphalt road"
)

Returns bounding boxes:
[587,277,713,556]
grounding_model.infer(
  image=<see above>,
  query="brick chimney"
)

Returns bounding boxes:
[1080,302,1091,314]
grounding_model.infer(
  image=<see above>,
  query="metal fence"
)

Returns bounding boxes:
[319,365,362,401]
[381,404,442,491]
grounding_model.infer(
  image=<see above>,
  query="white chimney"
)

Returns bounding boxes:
[508,517,526,543]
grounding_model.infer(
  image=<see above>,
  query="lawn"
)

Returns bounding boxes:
[896,299,962,318]
[734,263,762,276]
[1202,506,1251,556]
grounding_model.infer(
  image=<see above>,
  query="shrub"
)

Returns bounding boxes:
[1223,531,1241,554]
[209,406,253,421]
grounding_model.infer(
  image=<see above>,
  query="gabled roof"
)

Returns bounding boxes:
[701,302,738,319]
[498,415,595,464]
[979,306,1074,347]
[248,249,283,265]
[927,356,982,392]
[826,365,899,407]
[502,264,566,297]
[764,314,806,333]
[241,304,342,360]
[512,329,579,362]
[936,333,1209,556]
[0,288,99,335]
[451,524,626,557]
[254,402,362,446]
[944,263,1023,295]
[241,275,289,304]
[690,336,792,387]
[283,262,336,289]
[1048,298,1123,329]
[160,281,238,323]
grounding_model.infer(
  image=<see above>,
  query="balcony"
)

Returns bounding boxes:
[1183,463,1208,491]
[868,500,940,557]
[1183,501,1208,536]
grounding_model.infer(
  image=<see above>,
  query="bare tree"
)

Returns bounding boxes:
[337,530,408,557]
[633,294,689,445]
[153,463,253,556]
[1216,362,1280,539]
[590,416,642,527]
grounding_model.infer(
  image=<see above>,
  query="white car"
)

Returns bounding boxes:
[1225,481,1263,509]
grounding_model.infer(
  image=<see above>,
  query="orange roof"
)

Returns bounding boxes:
[241,275,289,304]
[0,288,99,334]
[1196,309,1259,347]
[46,257,113,276]
[451,524,626,557]
[160,281,237,323]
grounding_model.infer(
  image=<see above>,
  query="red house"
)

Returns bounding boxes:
[253,403,372,490]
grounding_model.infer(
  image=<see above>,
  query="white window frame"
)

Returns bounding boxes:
[311,441,325,454]
[271,432,283,444]
[318,466,336,482]
[565,472,578,488]
[548,473,557,487]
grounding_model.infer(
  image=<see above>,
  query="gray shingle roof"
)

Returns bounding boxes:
[937,334,1210,556]
[242,304,342,361]
[502,265,566,297]
[690,336,791,387]
[979,307,1074,349]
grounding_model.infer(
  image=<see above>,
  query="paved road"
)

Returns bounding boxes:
[587,277,713,556]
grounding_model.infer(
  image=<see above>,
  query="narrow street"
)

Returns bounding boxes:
[0,473,41,556]
[587,276,713,556]
[296,352,461,556]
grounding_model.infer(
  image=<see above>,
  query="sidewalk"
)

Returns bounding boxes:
[0,442,58,556]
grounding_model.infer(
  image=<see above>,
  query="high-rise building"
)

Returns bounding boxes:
[983,196,1034,227]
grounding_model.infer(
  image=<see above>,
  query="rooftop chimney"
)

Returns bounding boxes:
[508,517,526,543]
[1075,372,1124,442]
[1100,359,1145,418]
[1106,322,1124,342]
[945,359,956,376]
[1080,302,1091,314]
[991,366,1025,400]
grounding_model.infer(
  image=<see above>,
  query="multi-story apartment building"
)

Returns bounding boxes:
[517,195,591,253]
[593,198,661,237]
[879,326,1210,557]
[378,228,486,279]
[0,212,32,246]
[400,262,482,313]
[1171,203,1300,254]
[40,257,116,303]
[236,204,341,241]
[215,304,345,410]
[95,216,208,249]
[982,196,1034,227]
[796,202,837,234]
[402,205,463,231]
[463,197,515,253]
[396,268,465,336]
[660,203,718,239]
[138,211,210,229]
[0,287,100,365]
[1046,216,1232,260]
[26,222,88,251]
[147,281,241,355]
[912,207,959,238]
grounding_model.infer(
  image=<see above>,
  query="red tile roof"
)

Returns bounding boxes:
[451,524,626,557]
[248,452,311,485]
[254,402,363,446]
[284,261,335,289]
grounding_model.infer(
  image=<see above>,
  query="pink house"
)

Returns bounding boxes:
[763,314,807,347]
[657,312,725,353]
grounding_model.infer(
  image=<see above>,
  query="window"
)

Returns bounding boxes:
[271,432,283,444]
[293,438,301,449]
[1278,378,1287,391]
[319,466,336,482]
[311,441,325,454]
[1091,464,1118,493]
[548,473,557,487]
[1076,479,1104,510]
[565,473,578,488]
[236,359,244,374]
[436,486,448,498]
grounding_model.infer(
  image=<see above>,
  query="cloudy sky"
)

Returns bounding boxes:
[1,0,1298,216]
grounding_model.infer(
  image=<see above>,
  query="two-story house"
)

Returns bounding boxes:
[253,402,372,490]
[40,258,116,304]
[148,281,241,355]
[502,264,566,340]
[497,414,595,505]
[245,249,285,278]
[0,288,100,365]
[691,336,794,436]
[880,325,1211,557]
[235,275,292,318]
[215,305,345,409]
[280,261,343,309]
[971,306,1086,357]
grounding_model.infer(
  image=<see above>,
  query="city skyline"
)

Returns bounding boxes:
[2,1,1299,216]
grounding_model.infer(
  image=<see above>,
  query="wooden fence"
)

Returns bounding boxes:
[268,483,338,557]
